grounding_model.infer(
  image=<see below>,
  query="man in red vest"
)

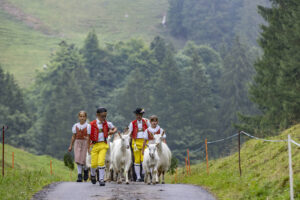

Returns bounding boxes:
[88,107,117,186]
[128,107,150,182]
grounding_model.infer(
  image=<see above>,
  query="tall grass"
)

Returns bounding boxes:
[166,124,300,199]
[0,144,75,199]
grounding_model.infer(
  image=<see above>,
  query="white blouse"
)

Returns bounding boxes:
[143,125,166,140]
[72,122,91,134]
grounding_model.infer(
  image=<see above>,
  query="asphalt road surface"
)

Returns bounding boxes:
[32,182,216,200]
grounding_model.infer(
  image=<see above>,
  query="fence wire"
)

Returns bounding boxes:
[291,139,300,147]
[241,131,287,142]
[206,133,239,144]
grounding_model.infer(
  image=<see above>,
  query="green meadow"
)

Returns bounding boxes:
[0,144,75,200]
[166,124,300,199]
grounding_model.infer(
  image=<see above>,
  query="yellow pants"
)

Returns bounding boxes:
[91,142,109,168]
[132,138,147,164]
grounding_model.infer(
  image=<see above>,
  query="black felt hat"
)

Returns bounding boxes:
[96,107,107,113]
[133,107,145,114]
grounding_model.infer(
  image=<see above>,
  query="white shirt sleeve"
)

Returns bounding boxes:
[146,120,151,128]
[128,122,133,133]
[108,122,115,129]
[87,124,91,135]
[144,129,149,140]
[72,124,77,134]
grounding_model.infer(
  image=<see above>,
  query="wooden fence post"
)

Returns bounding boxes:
[185,157,188,175]
[187,149,191,175]
[50,160,53,175]
[288,135,294,200]
[12,152,14,169]
[175,168,178,183]
[2,126,5,176]
[238,131,242,177]
[205,138,209,175]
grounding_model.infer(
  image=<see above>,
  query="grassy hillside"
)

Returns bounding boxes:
[0,144,75,200]
[0,0,169,86]
[166,124,300,199]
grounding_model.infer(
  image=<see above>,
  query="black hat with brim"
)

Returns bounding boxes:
[97,107,107,113]
[133,107,145,114]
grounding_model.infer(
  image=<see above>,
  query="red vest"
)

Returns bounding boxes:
[90,120,109,142]
[147,128,160,140]
[75,126,88,139]
[131,119,148,139]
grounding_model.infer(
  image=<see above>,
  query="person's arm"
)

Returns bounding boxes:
[109,127,117,135]
[162,129,166,143]
[68,134,76,152]
[108,122,117,135]
[142,140,147,155]
[87,134,91,153]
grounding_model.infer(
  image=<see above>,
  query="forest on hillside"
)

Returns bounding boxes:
[1,0,299,163]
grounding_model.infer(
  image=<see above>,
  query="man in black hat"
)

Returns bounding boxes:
[128,107,150,182]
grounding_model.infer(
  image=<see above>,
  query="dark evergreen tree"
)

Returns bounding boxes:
[0,65,31,147]
[239,0,300,135]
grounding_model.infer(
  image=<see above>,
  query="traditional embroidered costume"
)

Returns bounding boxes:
[128,108,150,181]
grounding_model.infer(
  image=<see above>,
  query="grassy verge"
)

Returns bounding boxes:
[166,124,300,199]
[0,144,76,200]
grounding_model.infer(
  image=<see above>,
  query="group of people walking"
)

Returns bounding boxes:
[68,107,167,186]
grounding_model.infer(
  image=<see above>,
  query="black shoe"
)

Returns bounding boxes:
[91,176,97,184]
[83,170,89,181]
[99,180,105,186]
[77,174,82,182]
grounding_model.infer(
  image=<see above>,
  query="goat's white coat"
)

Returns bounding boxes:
[143,143,159,184]
[154,134,172,184]
[110,133,132,184]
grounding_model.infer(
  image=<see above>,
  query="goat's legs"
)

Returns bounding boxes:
[125,166,130,184]
[156,171,161,184]
[152,168,158,185]
[162,171,165,184]
[117,170,122,184]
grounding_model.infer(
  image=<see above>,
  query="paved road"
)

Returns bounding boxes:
[32,182,216,200]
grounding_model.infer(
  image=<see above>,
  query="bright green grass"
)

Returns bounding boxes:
[0,144,76,200]
[0,0,169,86]
[166,124,300,199]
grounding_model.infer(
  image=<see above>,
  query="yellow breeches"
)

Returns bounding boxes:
[91,142,109,168]
[132,138,147,164]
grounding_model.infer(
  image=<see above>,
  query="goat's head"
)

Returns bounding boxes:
[147,144,157,159]
[154,131,165,144]
[119,132,130,149]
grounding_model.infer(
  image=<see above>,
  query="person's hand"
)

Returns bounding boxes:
[108,130,114,135]
[134,143,138,151]
[68,146,72,152]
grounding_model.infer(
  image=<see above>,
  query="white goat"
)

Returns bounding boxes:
[110,132,132,184]
[154,133,171,184]
[142,143,159,185]
[104,135,113,181]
